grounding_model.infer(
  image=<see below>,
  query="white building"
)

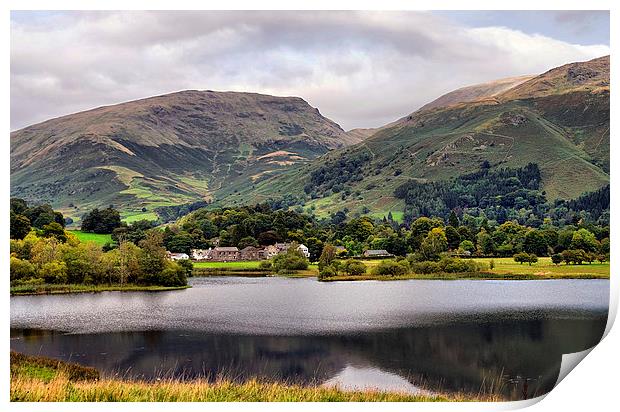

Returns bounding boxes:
[297,243,310,258]
[167,252,190,261]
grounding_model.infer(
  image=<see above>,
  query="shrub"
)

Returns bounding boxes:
[372,260,408,276]
[272,248,309,273]
[514,252,537,265]
[39,261,68,284]
[318,265,336,280]
[258,261,273,270]
[10,257,36,282]
[489,259,495,270]
[551,253,563,265]
[342,259,367,276]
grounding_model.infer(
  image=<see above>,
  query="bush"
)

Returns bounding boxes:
[372,260,408,277]
[10,257,36,282]
[141,262,187,286]
[489,259,495,270]
[514,252,538,265]
[258,261,273,270]
[551,253,563,265]
[39,261,68,284]
[342,259,367,276]
[318,265,336,280]
[272,248,309,273]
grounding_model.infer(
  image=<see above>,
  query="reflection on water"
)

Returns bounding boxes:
[10,278,609,400]
[11,316,606,400]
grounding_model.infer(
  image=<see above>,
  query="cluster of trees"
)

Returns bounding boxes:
[10,198,66,241]
[317,242,485,280]
[9,200,189,288]
[10,230,189,287]
[305,152,372,198]
[81,207,122,234]
[394,164,610,227]
[128,198,609,267]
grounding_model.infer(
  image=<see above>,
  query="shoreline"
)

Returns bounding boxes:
[10,284,190,296]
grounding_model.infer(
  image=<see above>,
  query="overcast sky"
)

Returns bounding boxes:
[11,10,609,131]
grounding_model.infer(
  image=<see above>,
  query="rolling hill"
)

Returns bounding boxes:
[10,90,361,221]
[221,56,609,220]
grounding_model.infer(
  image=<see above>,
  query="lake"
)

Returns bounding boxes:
[10,277,609,400]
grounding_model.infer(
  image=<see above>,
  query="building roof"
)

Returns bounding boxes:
[214,247,239,252]
[240,246,260,252]
[364,249,392,255]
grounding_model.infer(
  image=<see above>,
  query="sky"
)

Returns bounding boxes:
[10,10,610,131]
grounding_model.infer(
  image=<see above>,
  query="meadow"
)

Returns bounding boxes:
[68,230,112,246]
[472,257,610,277]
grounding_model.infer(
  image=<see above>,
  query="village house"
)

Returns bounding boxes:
[211,246,240,262]
[363,249,394,258]
[263,245,279,259]
[167,252,190,261]
[297,244,310,258]
[239,246,262,261]
[274,242,310,258]
[191,248,212,261]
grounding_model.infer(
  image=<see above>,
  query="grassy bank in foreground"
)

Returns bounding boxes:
[10,283,189,296]
[10,352,453,402]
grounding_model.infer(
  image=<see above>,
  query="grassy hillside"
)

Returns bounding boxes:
[11,90,360,221]
[221,56,609,218]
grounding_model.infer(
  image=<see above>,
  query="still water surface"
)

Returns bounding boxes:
[11,277,609,400]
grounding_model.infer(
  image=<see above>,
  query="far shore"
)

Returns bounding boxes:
[10,284,190,296]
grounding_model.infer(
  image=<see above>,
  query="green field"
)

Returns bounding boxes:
[68,230,113,246]
[193,261,264,269]
[121,211,159,223]
[472,257,610,277]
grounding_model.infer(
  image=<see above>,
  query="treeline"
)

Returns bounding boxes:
[394,164,610,228]
[9,199,189,288]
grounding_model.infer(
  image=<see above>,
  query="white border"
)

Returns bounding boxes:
[2,2,617,412]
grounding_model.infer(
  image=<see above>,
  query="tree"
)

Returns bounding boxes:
[81,207,122,234]
[445,225,461,250]
[421,227,448,260]
[561,249,587,265]
[238,236,259,249]
[305,237,324,262]
[513,252,537,265]
[41,222,68,243]
[318,244,337,272]
[10,212,31,240]
[10,257,36,281]
[138,231,167,280]
[448,210,460,228]
[551,254,563,265]
[342,259,367,276]
[570,229,598,253]
[40,261,68,284]
[523,230,548,256]
[458,240,475,254]
[272,245,309,273]
[476,229,495,256]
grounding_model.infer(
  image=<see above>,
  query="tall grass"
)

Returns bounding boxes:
[9,351,469,402]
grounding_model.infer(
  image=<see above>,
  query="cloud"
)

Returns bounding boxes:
[10,11,610,130]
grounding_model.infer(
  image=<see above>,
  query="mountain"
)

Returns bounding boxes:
[417,75,534,112]
[11,90,361,221]
[222,56,609,220]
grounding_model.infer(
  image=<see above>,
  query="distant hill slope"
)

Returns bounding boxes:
[11,90,360,220]
[223,56,609,219]
[417,75,534,112]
